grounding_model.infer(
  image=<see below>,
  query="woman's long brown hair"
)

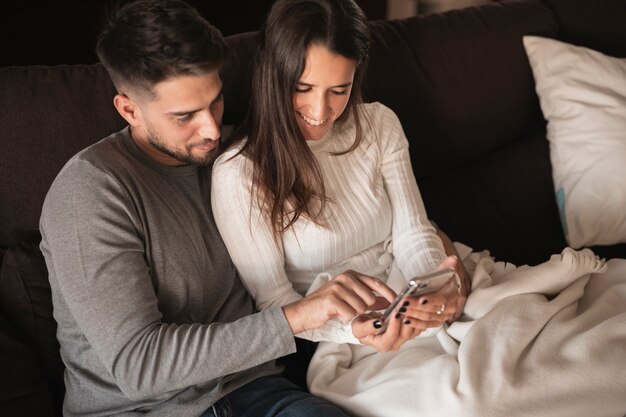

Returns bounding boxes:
[233,0,370,240]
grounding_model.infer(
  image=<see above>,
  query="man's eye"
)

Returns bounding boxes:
[177,115,192,123]
[211,95,224,110]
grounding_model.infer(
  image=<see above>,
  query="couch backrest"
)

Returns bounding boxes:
[1,0,625,263]
[368,0,558,177]
[544,0,626,58]
[0,65,124,251]
[365,0,564,265]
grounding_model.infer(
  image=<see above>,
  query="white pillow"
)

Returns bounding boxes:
[523,36,626,249]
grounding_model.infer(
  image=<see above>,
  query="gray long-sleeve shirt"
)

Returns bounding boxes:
[40,128,296,416]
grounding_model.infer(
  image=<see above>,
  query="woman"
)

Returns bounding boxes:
[211,0,470,384]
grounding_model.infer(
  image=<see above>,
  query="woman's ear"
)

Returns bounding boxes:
[113,94,143,127]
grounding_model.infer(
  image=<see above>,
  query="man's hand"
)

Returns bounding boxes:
[282,270,396,335]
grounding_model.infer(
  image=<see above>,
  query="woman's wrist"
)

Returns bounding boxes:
[460,265,471,297]
[433,225,471,297]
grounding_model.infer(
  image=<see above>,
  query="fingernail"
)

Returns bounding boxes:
[402,301,409,307]
[395,313,401,319]
[373,320,382,329]
[420,299,428,305]
[404,320,411,325]
[399,307,407,313]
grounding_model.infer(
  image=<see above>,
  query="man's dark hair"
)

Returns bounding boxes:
[96,0,226,97]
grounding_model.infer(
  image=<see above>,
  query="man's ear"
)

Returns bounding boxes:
[113,94,143,127]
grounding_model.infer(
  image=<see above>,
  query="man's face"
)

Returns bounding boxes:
[131,71,224,166]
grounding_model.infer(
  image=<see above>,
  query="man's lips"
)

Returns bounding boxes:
[193,140,218,151]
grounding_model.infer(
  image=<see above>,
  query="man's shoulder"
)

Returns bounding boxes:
[53,128,142,185]
[46,129,132,199]
[40,129,136,233]
[72,128,131,170]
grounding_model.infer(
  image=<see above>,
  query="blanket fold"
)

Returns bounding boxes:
[307,247,626,417]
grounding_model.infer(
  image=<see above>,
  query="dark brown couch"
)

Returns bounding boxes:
[1,0,625,415]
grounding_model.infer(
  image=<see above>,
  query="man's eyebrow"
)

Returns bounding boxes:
[168,109,200,116]
[296,81,353,88]
[166,86,224,116]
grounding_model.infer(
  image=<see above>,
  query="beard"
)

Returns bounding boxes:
[145,124,220,166]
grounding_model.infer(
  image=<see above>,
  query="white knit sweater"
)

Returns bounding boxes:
[212,102,446,343]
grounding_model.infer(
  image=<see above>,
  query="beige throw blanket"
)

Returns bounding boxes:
[307,247,626,417]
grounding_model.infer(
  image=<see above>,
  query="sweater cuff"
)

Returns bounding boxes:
[295,318,362,345]
[265,307,298,356]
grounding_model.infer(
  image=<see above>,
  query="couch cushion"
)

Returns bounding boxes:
[0,311,55,417]
[419,130,567,266]
[0,64,125,249]
[524,36,626,249]
[0,233,64,415]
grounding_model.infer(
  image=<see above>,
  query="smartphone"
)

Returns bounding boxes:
[376,267,456,334]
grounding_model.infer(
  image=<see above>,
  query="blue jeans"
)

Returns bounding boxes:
[200,375,350,417]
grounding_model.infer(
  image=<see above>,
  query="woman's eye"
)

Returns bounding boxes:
[332,89,348,96]
[295,87,312,93]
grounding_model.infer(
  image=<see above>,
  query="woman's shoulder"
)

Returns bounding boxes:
[359,102,403,132]
[212,138,251,178]
[359,101,398,120]
[358,102,404,140]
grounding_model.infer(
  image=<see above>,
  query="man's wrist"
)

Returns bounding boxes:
[282,302,306,335]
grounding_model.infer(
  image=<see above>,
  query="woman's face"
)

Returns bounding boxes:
[293,43,357,141]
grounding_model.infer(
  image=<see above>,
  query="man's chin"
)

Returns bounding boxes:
[188,149,219,166]
[188,140,219,164]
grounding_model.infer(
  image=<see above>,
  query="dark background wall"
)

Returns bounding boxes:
[0,0,387,67]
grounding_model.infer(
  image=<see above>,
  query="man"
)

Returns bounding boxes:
[39,0,399,415]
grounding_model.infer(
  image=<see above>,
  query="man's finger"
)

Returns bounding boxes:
[369,295,390,311]
[352,272,397,303]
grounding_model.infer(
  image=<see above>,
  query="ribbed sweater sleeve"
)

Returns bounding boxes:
[376,105,446,277]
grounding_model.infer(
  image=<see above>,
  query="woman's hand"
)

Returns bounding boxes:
[351,311,424,352]
[435,228,471,321]
[400,255,467,330]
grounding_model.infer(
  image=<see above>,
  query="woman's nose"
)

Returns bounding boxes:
[309,94,327,121]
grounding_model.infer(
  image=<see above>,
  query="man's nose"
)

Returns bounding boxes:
[197,111,220,140]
